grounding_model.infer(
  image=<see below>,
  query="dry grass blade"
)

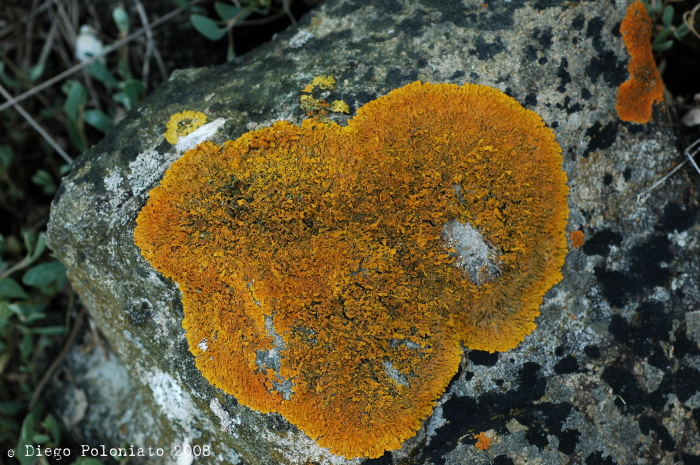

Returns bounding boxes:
[682,4,700,41]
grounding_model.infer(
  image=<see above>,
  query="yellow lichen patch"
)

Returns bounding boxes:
[164,110,208,144]
[134,81,568,458]
[474,432,492,450]
[302,75,337,93]
[616,1,664,124]
[330,100,350,114]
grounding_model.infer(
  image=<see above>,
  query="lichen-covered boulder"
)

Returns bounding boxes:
[46,0,700,464]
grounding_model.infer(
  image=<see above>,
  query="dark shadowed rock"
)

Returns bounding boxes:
[46,0,700,464]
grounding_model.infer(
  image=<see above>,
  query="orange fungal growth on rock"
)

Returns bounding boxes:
[134,81,569,458]
[616,1,664,123]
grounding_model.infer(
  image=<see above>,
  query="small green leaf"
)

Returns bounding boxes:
[62,80,87,121]
[676,23,690,38]
[112,6,130,34]
[11,303,46,324]
[190,14,228,40]
[0,402,25,415]
[28,62,45,82]
[31,170,57,195]
[42,414,60,445]
[22,261,66,288]
[84,109,113,134]
[65,118,87,153]
[32,433,50,443]
[120,79,146,109]
[653,39,674,51]
[654,27,673,44]
[0,301,12,317]
[0,278,28,299]
[0,351,11,375]
[215,2,245,21]
[112,92,129,109]
[0,144,13,171]
[0,63,20,89]
[28,232,47,263]
[0,415,19,432]
[116,56,133,81]
[19,332,34,359]
[16,413,36,465]
[30,326,66,336]
[662,5,674,28]
[173,0,190,7]
[88,61,119,88]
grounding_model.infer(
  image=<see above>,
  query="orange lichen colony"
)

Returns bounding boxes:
[474,432,492,451]
[616,1,664,123]
[134,81,568,458]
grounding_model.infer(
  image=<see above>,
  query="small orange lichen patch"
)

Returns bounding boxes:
[616,1,664,123]
[164,110,208,144]
[474,432,492,450]
[135,81,568,458]
[300,77,348,120]
[570,230,585,248]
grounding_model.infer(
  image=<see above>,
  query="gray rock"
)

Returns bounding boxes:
[46,0,700,464]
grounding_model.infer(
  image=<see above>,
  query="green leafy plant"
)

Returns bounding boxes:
[642,0,692,51]
[187,0,300,61]
[0,230,73,464]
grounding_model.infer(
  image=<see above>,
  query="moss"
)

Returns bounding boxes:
[164,110,208,144]
[616,1,663,124]
[135,81,568,459]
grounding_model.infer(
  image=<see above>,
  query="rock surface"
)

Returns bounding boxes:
[46,0,700,464]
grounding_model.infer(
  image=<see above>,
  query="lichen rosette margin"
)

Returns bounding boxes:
[134,81,569,459]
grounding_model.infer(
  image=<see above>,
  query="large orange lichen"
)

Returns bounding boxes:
[616,1,664,123]
[134,81,568,458]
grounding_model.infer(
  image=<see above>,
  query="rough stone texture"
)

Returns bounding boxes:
[45,0,700,464]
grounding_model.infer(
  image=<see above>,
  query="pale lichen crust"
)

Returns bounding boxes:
[135,81,569,459]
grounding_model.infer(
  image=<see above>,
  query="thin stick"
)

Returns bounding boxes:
[0,82,73,164]
[23,0,43,69]
[282,0,297,25]
[134,0,169,83]
[636,137,700,204]
[0,1,197,114]
[685,138,700,176]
